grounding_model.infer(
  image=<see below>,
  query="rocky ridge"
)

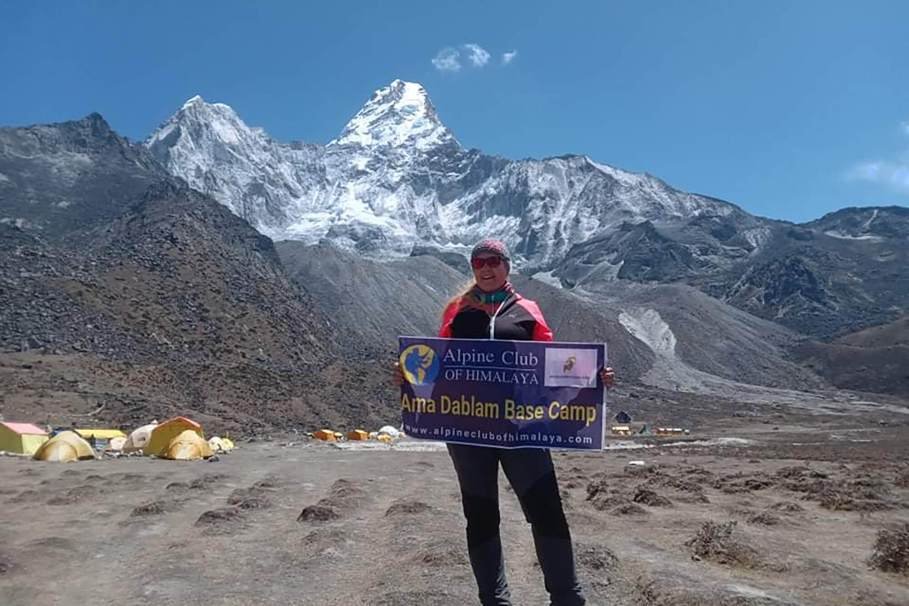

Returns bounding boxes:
[0,119,396,430]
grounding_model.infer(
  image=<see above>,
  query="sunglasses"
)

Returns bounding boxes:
[471,256,504,269]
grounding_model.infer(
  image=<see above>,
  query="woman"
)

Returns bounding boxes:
[397,238,614,606]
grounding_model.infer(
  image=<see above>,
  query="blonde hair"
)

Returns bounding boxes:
[441,279,478,320]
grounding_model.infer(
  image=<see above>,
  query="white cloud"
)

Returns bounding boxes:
[463,43,490,67]
[502,50,518,65]
[849,161,909,192]
[432,47,461,72]
[432,43,500,72]
[847,119,909,193]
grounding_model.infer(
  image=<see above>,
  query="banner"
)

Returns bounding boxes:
[398,336,607,450]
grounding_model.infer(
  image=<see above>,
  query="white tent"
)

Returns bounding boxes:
[377,425,400,438]
[123,423,157,453]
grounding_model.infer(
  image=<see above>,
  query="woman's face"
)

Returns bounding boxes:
[471,254,509,292]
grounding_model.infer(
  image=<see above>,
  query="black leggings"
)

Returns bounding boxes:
[447,443,585,606]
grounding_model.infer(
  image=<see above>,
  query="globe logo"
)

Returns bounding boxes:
[400,344,440,385]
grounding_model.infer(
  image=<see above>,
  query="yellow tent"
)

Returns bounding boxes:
[75,428,126,450]
[75,429,126,440]
[144,417,205,457]
[165,429,213,460]
[123,423,157,452]
[33,431,96,462]
[0,422,49,455]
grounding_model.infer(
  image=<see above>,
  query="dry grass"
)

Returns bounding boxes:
[868,524,909,574]
[685,520,760,568]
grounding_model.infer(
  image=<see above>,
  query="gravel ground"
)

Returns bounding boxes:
[2,420,909,606]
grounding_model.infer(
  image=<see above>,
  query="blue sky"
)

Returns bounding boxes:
[1,0,906,222]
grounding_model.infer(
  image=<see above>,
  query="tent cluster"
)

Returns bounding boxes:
[312,425,401,444]
[0,417,235,463]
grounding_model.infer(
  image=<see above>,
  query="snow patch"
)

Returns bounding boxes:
[863,208,879,230]
[824,230,883,241]
[0,218,31,229]
[0,171,9,182]
[618,309,677,356]
[742,227,772,251]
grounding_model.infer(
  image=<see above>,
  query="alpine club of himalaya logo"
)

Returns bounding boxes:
[562,356,576,373]
[400,344,441,385]
[544,348,598,388]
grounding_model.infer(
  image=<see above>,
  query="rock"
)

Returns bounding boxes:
[632,488,672,507]
[297,505,340,522]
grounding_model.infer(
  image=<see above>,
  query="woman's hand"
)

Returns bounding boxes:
[392,361,404,386]
[600,366,615,389]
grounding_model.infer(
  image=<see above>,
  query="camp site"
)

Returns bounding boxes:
[3,398,909,605]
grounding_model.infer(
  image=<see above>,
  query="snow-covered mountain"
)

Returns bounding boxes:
[143,80,909,338]
[3,104,906,373]
[329,80,458,152]
[146,95,325,233]
[145,79,754,266]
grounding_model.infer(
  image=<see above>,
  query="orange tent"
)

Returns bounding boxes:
[313,429,337,442]
[346,429,369,441]
[165,429,213,460]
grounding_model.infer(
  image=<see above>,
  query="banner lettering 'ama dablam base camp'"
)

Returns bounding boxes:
[399,337,607,450]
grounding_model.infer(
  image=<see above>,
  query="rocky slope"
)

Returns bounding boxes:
[276,241,829,394]
[277,241,656,385]
[719,207,909,338]
[0,116,399,431]
[793,315,909,396]
[0,113,166,240]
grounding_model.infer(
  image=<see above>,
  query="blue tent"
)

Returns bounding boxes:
[614,410,632,424]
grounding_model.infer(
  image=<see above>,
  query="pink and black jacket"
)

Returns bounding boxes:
[438,284,554,342]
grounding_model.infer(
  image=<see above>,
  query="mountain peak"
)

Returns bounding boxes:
[182,94,206,109]
[82,112,110,126]
[173,95,241,122]
[47,112,129,151]
[68,112,118,140]
[147,95,253,150]
[330,80,459,151]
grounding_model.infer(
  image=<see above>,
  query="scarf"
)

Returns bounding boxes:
[467,282,515,306]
